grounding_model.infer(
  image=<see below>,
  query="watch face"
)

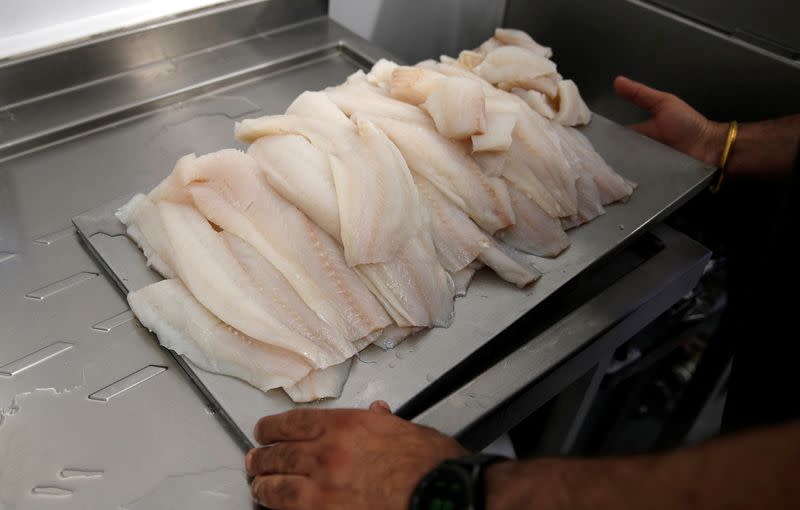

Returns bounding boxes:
[411,465,473,510]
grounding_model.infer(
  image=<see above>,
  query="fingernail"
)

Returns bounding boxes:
[245,449,255,473]
[250,477,261,501]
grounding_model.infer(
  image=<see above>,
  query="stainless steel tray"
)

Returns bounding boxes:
[74,103,715,447]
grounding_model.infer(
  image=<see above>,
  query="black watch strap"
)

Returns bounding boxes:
[449,454,507,510]
[410,453,508,510]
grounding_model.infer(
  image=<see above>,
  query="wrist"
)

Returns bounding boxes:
[702,120,730,168]
[484,460,567,510]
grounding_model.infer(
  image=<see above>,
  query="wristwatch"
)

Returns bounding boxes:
[409,454,508,510]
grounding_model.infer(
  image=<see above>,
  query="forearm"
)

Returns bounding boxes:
[705,114,800,179]
[486,420,800,510]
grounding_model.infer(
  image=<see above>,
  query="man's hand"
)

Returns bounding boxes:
[246,401,469,509]
[614,75,800,179]
[613,76,726,166]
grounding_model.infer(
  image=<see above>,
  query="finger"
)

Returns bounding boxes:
[614,76,669,113]
[254,409,324,445]
[252,475,319,510]
[247,443,316,476]
[369,400,392,414]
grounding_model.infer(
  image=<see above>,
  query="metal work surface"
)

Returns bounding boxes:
[73,112,715,450]
[415,225,710,449]
[2,2,713,507]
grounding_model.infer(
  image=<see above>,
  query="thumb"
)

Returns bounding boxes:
[369,400,392,414]
[614,76,669,113]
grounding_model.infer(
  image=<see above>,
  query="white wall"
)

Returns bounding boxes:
[0,0,230,59]
[0,0,507,62]
[330,0,505,64]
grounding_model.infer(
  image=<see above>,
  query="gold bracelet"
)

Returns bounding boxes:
[709,120,738,193]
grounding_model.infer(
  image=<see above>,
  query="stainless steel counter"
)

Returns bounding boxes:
[1,1,713,507]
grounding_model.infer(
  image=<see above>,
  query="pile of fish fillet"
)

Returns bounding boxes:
[118,29,635,403]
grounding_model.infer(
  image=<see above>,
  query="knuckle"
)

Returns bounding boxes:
[274,478,302,505]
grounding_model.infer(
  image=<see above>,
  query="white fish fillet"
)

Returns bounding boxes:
[325,75,434,127]
[129,279,312,392]
[147,154,195,204]
[559,126,634,204]
[236,114,420,266]
[223,232,355,359]
[284,358,353,403]
[476,37,503,55]
[238,117,454,329]
[117,193,177,278]
[472,111,516,152]
[360,114,515,234]
[493,28,553,58]
[390,66,442,105]
[355,234,455,328]
[248,135,340,238]
[473,151,509,177]
[417,176,539,287]
[157,200,336,368]
[561,173,606,230]
[474,46,557,91]
[404,63,578,217]
[497,181,570,257]
[502,139,567,218]
[457,50,484,69]
[553,80,592,126]
[512,88,557,119]
[367,325,424,350]
[286,91,352,127]
[177,149,391,346]
[421,77,487,139]
[452,261,482,297]
[366,58,398,90]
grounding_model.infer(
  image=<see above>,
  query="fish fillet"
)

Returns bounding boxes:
[474,46,557,91]
[512,88,557,120]
[553,80,592,127]
[248,135,340,238]
[359,114,515,234]
[452,261,482,297]
[493,28,553,58]
[236,114,419,266]
[117,193,177,278]
[355,234,456,328]
[176,149,391,346]
[497,181,570,257]
[420,77,487,139]
[284,358,353,402]
[223,232,355,359]
[417,175,539,287]
[239,117,454,329]
[561,173,606,230]
[129,279,312,391]
[325,73,434,127]
[157,200,337,368]
[558,126,634,204]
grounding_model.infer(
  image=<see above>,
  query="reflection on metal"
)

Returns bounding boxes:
[88,365,167,402]
[25,272,98,300]
[60,468,104,479]
[33,226,76,245]
[91,310,134,332]
[0,342,74,376]
[0,251,16,263]
[31,486,73,496]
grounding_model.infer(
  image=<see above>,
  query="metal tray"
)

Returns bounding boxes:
[72,56,715,446]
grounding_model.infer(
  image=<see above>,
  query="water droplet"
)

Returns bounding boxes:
[388,362,395,368]
[426,374,435,382]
